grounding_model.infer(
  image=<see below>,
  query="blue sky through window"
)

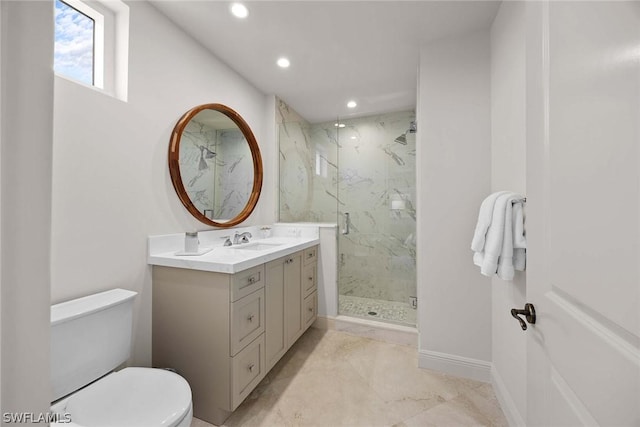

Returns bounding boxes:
[54,0,94,85]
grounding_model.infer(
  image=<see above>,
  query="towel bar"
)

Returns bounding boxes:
[511,197,526,204]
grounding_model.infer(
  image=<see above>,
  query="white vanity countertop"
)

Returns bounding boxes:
[148,224,322,274]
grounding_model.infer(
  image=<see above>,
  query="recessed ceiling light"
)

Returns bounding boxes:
[334,123,346,128]
[347,100,357,109]
[276,57,290,68]
[230,3,248,18]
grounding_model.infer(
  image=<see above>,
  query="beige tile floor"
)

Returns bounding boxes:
[191,328,508,427]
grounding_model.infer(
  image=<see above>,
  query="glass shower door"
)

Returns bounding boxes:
[336,111,417,326]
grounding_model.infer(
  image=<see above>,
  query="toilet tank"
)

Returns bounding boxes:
[51,288,137,401]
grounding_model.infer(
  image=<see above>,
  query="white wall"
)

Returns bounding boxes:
[489,2,527,424]
[52,1,274,366]
[416,30,493,381]
[1,0,54,416]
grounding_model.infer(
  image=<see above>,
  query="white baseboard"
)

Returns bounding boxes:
[418,349,492,383]
[491,365,526,427]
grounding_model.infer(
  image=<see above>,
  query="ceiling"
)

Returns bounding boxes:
[150,1,501,124]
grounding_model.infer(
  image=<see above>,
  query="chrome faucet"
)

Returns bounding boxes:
[234,231,252,244]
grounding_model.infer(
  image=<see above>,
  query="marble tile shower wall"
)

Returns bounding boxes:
[335,111,416,303]
[278,99,339,222]
[278,99,416,304]
[181,120,252,220]
[213,129,254,219]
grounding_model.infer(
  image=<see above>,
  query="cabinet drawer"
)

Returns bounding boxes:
[231,265,265,302]
[230,289,265,356]
[303,246,317,266]
[231,334,265,410]
[303,291,317,329]
[303,264,316,297]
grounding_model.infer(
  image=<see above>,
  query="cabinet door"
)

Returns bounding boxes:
[303,291,317,330]
[231,335,265,410]
[230,288,265,356]
[284,252,303,346]
[302,264,316,297]
[265,259,285,370]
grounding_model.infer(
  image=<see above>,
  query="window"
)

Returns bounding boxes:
[315,146,328,178]
[53,0,129,101]
[54,0,103,87]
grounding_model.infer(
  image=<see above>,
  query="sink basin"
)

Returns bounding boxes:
[233,242,283,251]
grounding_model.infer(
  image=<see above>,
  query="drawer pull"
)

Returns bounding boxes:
[308,276,313,281]
[307,252,314,258]
[308,307,314,312]
[247,314,255,322]
[248,363,255,372]
[238,274,260,291]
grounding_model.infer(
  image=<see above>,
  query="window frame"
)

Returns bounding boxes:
[55,0,104,88]
[54,0,128,101]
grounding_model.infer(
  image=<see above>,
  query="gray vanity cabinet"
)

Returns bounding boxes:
[265,246,318,371]
[152,264,266,425]
[152,245,318,426]
[265,251,302,370]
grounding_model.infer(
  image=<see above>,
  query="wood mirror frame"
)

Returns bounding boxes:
[168,103,263,227]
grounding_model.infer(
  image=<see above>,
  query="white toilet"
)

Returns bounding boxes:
[50,288,193,427]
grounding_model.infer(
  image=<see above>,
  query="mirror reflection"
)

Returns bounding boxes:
[178,109,254,221]
[169,103,262,228]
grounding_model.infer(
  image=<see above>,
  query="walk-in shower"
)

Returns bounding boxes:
[278,101,417,327]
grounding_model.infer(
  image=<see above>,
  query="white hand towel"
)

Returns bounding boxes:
[471,191,510,253]
[496,194,522,280]
[479,193,513,276]
[513,201,526,249]
[514,248,526,271]
[512,200,526,271]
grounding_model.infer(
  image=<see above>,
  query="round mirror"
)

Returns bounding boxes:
[168,104,263,227]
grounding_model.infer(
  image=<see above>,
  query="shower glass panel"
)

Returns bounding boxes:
[336,111,416,326]
[277,98,416,327]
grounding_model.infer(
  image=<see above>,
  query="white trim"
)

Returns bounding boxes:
[418,349,491,382]
[491,365,526,427]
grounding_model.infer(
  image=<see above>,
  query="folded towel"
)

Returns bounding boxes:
[512,201,526,271]
[478,193,513,276]
[472,191,526,280]
[471,191,510,253]
[496,194,522,280]
[513,201,526,249]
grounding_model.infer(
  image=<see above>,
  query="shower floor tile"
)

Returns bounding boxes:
[339,295,416,326]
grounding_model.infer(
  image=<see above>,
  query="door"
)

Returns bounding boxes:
[265,258,285,370]
[525,2,640,425]
[336,112,417,325]
[284,252,303,345]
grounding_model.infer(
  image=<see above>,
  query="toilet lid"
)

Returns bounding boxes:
[66,367,191,427]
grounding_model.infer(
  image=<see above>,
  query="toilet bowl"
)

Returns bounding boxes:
[50,289,193,427]
[51,368,192,427]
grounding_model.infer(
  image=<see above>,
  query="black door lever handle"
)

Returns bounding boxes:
[511,303,536,330]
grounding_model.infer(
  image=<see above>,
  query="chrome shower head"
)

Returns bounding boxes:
[394,134,407,145]
[198,145,217,170]
[200,145,217,159]
[394,121,416,145]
